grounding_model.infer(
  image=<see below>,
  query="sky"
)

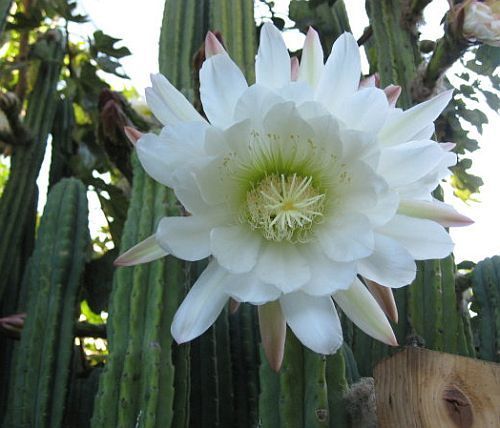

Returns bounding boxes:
[51,0,499,262]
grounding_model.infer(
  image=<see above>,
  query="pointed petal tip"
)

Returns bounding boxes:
[259,302,286,372]
[290,57,299,81]
[113,235,167,267]
[365,279,399,323]
[205,31,226,57]
[123,126,143,145]
[229,299,241,314]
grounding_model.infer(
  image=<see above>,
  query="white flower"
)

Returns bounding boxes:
[463,0,500,47]
[116,24,472,370]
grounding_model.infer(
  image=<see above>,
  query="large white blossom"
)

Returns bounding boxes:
[116,24,471,369]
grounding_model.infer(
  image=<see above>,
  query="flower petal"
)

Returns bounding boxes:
[258,301,287,372]
[357,234,416,288]
[333,278,398,346]
[146,73,206,125]
[200,53,248,128]
[171,260,228,343]
[256,242,310,293]
[298,27,324,88]
[364,279,398,323]
[378,90,453,146]
[315,33,361,115]
[398,199,473,227]
[317,213,375,262]
[136,122,207,188]
[301,244,356,295]
[156,216,212,261]
[211,225,262,273]
[114,234,167,266]
[377,140,449,189]
[280,292,343,354]
[335,87,390,133]
[221,271,281,304]
[255,23,291,89]
[377,215,454,260]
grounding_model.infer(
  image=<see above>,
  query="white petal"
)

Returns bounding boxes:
[171,260,228,343]
[377,215,454,260]
[357,234,416,288]
[146,73,206,125]
[377,140,448,188]
[114,235,168,266]
[255,23,291,89]
[317,213,374,262]
[156,216,212,261]
[378,90,453,146]
[362,190,400,227]
[200,53,248,128]
[136,122,207,188]
[301,244,356,295]
[335,87,390,133]
[333,278,397,346]
[280,292,343,354]
[298,27,324,88]
[315,33,361,115]
[221,271,281,304]
[210,225,262,273]
[233,84,284,125]
[398,199,473,227]
[256,242,310,293]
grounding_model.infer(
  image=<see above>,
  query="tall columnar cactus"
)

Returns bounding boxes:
[470,256,500,362]
[4,178,90,428]
[0,30,66,303]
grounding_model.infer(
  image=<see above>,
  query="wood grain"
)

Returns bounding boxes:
[374,347,500,427]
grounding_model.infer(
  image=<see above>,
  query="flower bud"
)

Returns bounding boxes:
[463,0,500,47]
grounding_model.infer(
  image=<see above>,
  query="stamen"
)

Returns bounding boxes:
[245,173,325,242]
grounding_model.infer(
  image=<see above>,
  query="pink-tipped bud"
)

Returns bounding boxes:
[384,85,402,107]
[359,74,377,89]
[290,57,299,81]
[123,126,143,145]
[205,31,226,58]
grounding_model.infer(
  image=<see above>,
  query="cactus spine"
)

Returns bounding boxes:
[5,178,89,428]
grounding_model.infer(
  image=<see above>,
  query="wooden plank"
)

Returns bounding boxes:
[374,347,500,428]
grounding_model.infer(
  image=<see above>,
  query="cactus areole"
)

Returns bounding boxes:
[115,24,472,368]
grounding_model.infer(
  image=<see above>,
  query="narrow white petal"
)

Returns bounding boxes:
[256,23,291,88]
[315,33,361,115]
[221,271,281,304]
[171,260,228,343]
[365,279,398,323]
[398,199,473,227]
[317,214,375,262]
[211,225,262,273]
[358,234,416,288]
[301,244,356,295]
[259,301,286,372]
[114,235,168,266]
[378,90,453,146]
[156,216,212,261]
[378,215,454,260]
[377,140,448,188]
[335,87,390,133]
[200,54,248,128]
[256,242,310,293]
[136,122,207,188]
[146,73,206,125]
[280,292,343,354]
[333,278,397,346]
[298,27,324,88]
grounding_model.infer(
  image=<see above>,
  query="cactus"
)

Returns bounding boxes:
[0,30,66,302]
[470,256,500,362]
[49,96,76,189]
[0,0,11,36]
[4,178,89,428]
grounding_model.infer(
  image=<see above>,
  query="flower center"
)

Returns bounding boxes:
[245,173,325,243]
